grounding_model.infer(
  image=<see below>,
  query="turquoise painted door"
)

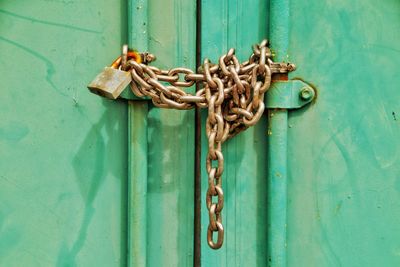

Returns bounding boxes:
[286,0,400,266]
[126,0,400,265]
[1,0,399,267]
[126,0,269,266]
[0,0,129,266]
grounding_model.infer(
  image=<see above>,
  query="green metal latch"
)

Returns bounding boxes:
[266,80,316,109]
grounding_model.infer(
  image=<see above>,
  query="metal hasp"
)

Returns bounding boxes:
[267,80,315,109]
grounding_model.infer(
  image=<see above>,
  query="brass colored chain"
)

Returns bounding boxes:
[122,40,295,249]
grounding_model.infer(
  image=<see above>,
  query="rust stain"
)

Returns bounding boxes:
[272,73,288,81]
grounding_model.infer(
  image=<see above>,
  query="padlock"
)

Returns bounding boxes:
[87,48,141,99]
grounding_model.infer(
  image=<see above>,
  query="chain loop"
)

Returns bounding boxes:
[121,39,295,249]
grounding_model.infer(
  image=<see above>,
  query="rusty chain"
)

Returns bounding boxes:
[121,39,295,249]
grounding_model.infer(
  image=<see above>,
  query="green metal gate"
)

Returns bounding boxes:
[1,0,399,266]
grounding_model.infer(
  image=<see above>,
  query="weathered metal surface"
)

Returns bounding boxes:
[88,67,132,99]
[201,0,269,265]
[128,101,148,267]
[268,0,290,265]
[267,108,288,267]
[0,1,128,266]
[286,0,400,266]
[144,0,196,266]
[2,0,399,266]
[126,1,149,266]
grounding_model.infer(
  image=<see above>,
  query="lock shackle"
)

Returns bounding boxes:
[110,51,142,69]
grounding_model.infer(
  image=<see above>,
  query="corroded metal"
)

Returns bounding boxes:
[87,67,132,99]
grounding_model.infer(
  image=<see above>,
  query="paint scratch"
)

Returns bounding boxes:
[0,36,67,98]
[0,9,101,34]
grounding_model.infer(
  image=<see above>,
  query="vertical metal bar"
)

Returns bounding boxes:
[128,101,148,267]
[270,0,289,62]
[127,0,148,266]
[268,0,289,266]
[193,0,202,266]
[267,109,288,267]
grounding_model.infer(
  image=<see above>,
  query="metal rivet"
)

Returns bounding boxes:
[300,87,314,101]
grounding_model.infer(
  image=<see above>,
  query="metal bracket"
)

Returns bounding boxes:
[266,80,315,109]
[119,86,145,100]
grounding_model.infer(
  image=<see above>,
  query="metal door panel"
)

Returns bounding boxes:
[126,1,197,266]
[3,0,399,266]
[286,0,400,266]
[0,0,128,266]
[200,0,269,266]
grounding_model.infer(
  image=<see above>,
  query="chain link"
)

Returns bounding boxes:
[122,39,295,249]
